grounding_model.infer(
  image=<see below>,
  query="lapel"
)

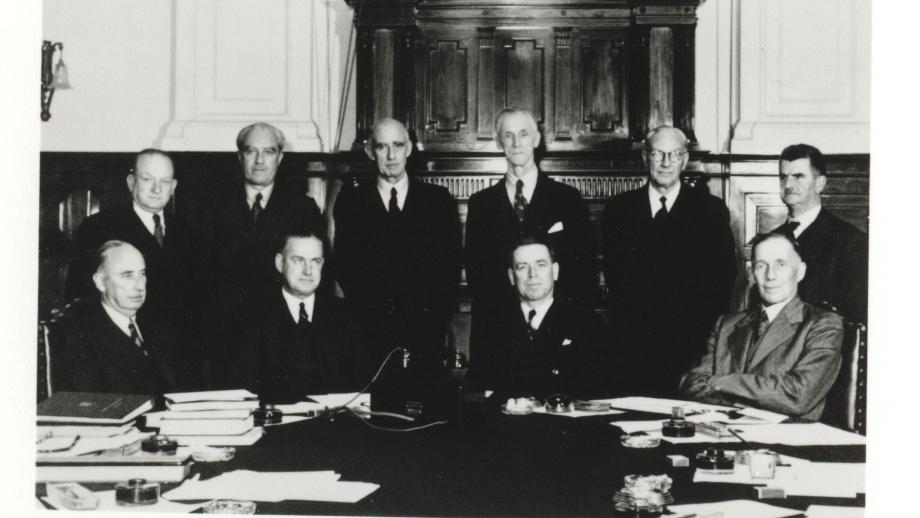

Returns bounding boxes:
[225,182,258,239]
[747,297,804,370]
[727,311,758,372]
[522,174,556,231]
[631,184,655,227]
[123,207,160,251]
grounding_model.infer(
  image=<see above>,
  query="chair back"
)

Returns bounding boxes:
[821,315,867,435]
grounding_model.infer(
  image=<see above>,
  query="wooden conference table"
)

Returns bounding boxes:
[126,407,867,516]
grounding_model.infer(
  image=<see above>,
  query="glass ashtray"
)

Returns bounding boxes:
[202,499,256,514]
[620,433,661,449]
[502,397,536,415]
[190,446,236,463]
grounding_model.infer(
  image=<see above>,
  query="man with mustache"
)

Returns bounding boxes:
[333,118,462,371]
[772,144,868,322]
[53,241,178,394]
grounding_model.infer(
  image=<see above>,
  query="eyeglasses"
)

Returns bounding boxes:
[648,149,686,164]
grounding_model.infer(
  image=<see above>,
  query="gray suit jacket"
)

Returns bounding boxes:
[679,297,843,421]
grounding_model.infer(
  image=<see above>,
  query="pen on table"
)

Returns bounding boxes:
[726,427,747,444]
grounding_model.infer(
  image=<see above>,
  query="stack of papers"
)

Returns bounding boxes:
[805,505,864,517]
[729,423,866,446]
[694,458,865,498]
[163,470,379,503]
[666,499,802,518]
[602,396,735,414]
[610,420,742,444]
[160,390,262,445]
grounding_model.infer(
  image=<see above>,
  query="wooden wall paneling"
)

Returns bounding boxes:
[576,29,631,146]
[416,29,476,150]
[552,28,574,147]
[476,28,497,143]
[628,26,651,143]
[496,28,551,127]
[355,28,377,147]
[647,27,675,130]
[372,29,397,124]
[673,25,697,142]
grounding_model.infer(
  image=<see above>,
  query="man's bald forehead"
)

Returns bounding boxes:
[645,126,688,149]
[371,118,410,142]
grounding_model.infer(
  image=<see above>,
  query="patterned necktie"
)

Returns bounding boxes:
[152,213,164,247]
[389,187,400,215]
[298,302,311,329]
[745,309,770,370]
[251,192,263,224]
[653,196,668,224]
[128,320,148,358]
[514,180,527,222]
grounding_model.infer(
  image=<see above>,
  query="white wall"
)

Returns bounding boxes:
[41,0,173,151]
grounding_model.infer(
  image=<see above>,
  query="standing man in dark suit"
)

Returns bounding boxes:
[230,232,370,402]
[66,149,197,345]
[53,241,178,394]
[199,122,324,382]
[680,231,843,421]
[466,108,595,370]
[773,144,868,322]
[603,126,737,396]
[467,236,603,400]
[333,118,462,370]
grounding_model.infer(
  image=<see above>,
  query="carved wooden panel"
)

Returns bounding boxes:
[498,32,549,123]
[428,41,469,131]
[415,31,476,149]
[574,30,630,144]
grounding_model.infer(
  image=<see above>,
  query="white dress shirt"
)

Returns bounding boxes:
[101,301,142,340]
[504,165,539,206]
[647,181,681,218]
[132,203,164,237]
[787,204,821,238]
[762,296,795,323]
[377,174,409,211]
[281,288,315,324]
[245,183,274,210]
[521,297,554,330]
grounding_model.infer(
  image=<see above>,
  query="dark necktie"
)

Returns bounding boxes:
[251,192,263,224]
[745,309,770,370]
[513,180,527,222]
[298,302,311,329]
[152,213,164,247]
[781,219,801,238]
[526,309,538,341]
[128,320,149,358]
[388,187,400,215]
[653,196,668,224]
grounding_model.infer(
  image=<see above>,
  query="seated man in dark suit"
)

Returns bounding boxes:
[230,231,370,403]
[680,231,844,421]
[773,144,868,322]
[467,236,603,400]
[53,241,178,394]
[66,149,198,346]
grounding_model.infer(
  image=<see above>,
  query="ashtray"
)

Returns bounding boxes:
[502,397,536,415]
[202,499,257,514]
[190,446,236,462]
[612,474,674,515]
[544,394,574,413]
[620,433,661,449]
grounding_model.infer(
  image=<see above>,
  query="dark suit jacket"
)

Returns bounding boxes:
[679,297,843,421]
[333,179,461,363]
[603,183,737,394]
[199,180,324,316]
[65,206,198,332]
[468,298,604,400]
[465,175,596,306]
[229,289,371,402]
[51,301,178,395]
[775,209,868,322]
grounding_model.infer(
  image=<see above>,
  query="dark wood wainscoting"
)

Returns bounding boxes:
[39,151,869,355]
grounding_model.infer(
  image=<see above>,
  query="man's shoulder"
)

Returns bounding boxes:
[800,300,846,328]
[603,186,646,211]
[814,209,866,238]
[79,206,134,231]
[410,179,454,200]
[468,180,504,205]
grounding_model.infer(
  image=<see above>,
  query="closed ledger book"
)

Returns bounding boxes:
[36,454,192,483]
[38,392,153,425]
[158,412,254,436]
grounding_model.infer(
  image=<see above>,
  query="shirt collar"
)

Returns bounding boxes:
[246,183,274,209]
[505,165,539,205]
[377,174,410,211]
[761,296,795,323]
[647,181,681,217]
[788,204,822,237]
[281,288,315,324]
[132,202,164,235]
[100,300,139,339]
[521,297,554,330]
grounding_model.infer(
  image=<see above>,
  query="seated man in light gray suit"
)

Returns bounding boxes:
[679,231,843,421]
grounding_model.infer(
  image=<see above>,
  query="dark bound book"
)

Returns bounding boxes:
[37,392,154,425]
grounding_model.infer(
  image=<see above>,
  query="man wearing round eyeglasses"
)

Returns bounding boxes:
[602,126,737,397]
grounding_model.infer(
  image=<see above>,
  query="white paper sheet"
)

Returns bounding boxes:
[602,396,736,414]
[162,470,378,503]
[666,499,802,518]
[610,420,663,434]
[735,407,789,424]
[308,392,370,409]
[171,426,263,446]
[730,423,867,445]
[43,490,206,513]
[784,463,865,497]
[531,406,625,418]
[609,421,745,444]
[805,505,865,518]
[37,429,153,457]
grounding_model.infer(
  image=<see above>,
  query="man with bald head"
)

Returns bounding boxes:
[333,118,461,369]
[465,108,595,375]
[603,126,737,396]
[680,231,843,421]
[53,241,178,394]
[199,122,324,382]
[66,149,198,339]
